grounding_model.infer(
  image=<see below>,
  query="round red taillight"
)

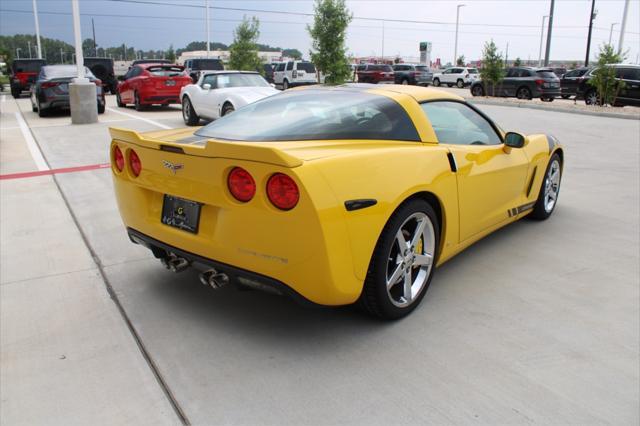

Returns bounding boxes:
[227,167,256,202]
[267,173,299,210]
[129,149,142,177]
[113,145,124,172]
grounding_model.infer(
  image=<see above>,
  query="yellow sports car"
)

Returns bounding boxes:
[110,84,563,319]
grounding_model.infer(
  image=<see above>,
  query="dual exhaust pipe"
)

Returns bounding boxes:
[160,252,229,290]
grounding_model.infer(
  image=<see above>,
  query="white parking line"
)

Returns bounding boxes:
[106,107,171,129]
[15,112,49,171]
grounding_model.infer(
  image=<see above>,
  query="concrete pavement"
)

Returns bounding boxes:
[1,93,639,425]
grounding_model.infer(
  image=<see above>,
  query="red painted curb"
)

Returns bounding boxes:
[0,163,111,181]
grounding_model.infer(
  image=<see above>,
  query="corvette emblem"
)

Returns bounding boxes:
[163,160,184,174]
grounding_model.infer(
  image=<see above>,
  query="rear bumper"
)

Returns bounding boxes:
[40,95,105,110]
[534,87,561,97]
[128,227,318,306]
[139,94,181,105]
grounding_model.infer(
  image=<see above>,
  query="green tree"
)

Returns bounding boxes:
[570,61,578,70]
[513,57,522,67]
[282,48,302,60]
[456,55,465,66]
[479,40,505,96]
[228,16,262,71]
[588,44,626,106]
[166,44,176,62]
[307,0,352,84]
[82,38,96,57]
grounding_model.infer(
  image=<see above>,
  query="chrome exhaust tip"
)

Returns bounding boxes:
[160,253,190,273]
[199,269,229,289]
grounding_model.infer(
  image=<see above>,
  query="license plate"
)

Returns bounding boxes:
[165,80,176,86]
[161,195,201,233]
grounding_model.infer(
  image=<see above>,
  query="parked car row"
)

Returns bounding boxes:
[469,64,640,106]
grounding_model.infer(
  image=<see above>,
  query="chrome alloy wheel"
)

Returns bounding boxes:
[544,159,561,213]
[385,212,435,308]
[182,99,191,121]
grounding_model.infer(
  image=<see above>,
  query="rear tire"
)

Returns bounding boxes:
[221,103,235,116]
[432,78,440,87]
[456,79,464,88]
[584,89,598,105]
[11,86,20,98]
[37,101,48,117]
[134,92,145,111]
[98,101,105,114]
[182,97,200,126]
[282,79,289,90]
[529,153,562,220]
[359,199,439,320]
[116,92,125,107]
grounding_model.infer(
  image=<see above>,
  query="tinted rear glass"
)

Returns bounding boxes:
[12,60,45,73]
[191,59,223,70]
[43,65,94,78]
[147,66,185,76]
[297,62,316,73]
[467,68,478,74]
[195,90,420,142]
[536,70,557,79]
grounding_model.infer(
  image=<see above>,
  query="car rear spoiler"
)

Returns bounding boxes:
[109,127,303,168]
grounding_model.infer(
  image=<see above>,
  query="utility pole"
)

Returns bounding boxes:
[585,0,597,66]
[454,4,465,66]
[538,15,548,66]
[205,0,211,58]
[381,20,385,60]
[60,48,64,64]
[544,0,555,66]
[505,42,509,67]
[92,18,97,57]
[618,0,630,55]
[609,23,618,47]
[32,0,42,58]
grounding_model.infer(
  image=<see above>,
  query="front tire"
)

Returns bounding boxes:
[134,92,145,111]
[359,199,439,320]
[221,103,235,116]
[529,153,562,220]
[37,101,48,117]
[432,78,440,87]
[282,79,289,90]
[584,89,598,105]
[182,97,200,125]
[471,84,484,96]
[97,101,105,114]
[116,92,125,107]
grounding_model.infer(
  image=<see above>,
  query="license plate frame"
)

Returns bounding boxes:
[161,195,201,234]
[165,79,176,86]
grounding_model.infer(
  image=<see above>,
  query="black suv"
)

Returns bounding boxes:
[392,64,433,86]
[470,67,560,101]
[84,57,118,94]
[576,64,640,107]
[183,58,224,83]
[560,67,592,99]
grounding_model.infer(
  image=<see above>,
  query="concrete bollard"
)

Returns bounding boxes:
[69,78,98,124]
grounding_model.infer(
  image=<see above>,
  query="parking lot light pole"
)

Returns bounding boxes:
[608,23,618,47]
[617,0,630,55]
[538,15,548,66]
[28,41,32,58]
[69,0,98,124]
[32,0,42,58]
[584,0,597,66]
[454,4,465,66]
[205,0,211,58]
[544,0,555,66]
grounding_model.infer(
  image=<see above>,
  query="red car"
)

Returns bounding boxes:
[10,59,46,98]
[116,63,192,110]
[355,64,395,84]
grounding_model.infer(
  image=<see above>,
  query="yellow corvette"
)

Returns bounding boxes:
[110,84,563,319]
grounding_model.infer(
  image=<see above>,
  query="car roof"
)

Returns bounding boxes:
[138,63,181,69]
[296,83,464,102]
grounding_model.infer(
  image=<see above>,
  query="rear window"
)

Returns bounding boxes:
[191,59,223,71]
[467,68,478,74]
[147,66,185,77]
[43,65,94,78]
[370,65,393,72]
[195,90,420,142]
[536,70,557,79]
[415,66,429,72]
[297,62,316,73]
[12,60,45,73]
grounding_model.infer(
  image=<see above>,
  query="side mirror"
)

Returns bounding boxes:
[504,132,526,148]
[202,83,211,91]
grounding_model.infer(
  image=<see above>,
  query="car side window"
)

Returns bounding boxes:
[564,70,576,78]
[421,101,502,146]
[286,62,293,71]
[129,67,142,79]
[201,74,217,88]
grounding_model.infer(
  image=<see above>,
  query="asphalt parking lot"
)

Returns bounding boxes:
[1,92,639,425]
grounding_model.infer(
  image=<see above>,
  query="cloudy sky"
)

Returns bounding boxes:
[1,0,638,63]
